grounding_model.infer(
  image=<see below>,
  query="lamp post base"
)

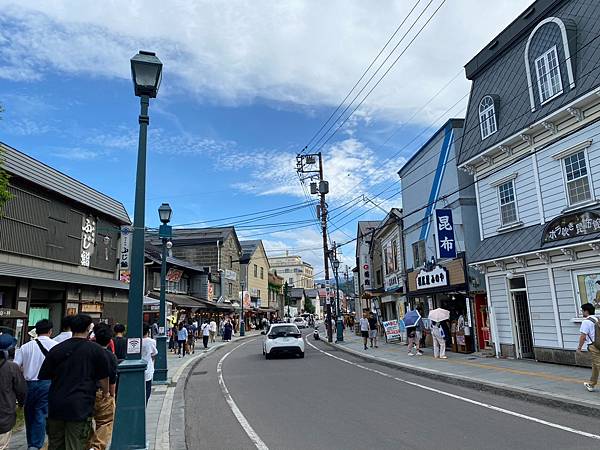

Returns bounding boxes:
[113,359,148,450]
[336,317,344,342]
[153,335,168,384]
[240,321,245,337]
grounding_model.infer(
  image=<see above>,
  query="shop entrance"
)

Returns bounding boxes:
[29,288,65,335]
[510,281,534,359]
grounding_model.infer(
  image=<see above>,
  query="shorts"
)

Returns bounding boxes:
[369,330,377,338]
[407,329,416,338]
[361,331,369,338]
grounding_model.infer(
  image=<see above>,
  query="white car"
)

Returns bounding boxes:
[262,323,305,359]
[292,317,308,328]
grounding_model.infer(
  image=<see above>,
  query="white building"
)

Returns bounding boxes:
[269,255,314,289]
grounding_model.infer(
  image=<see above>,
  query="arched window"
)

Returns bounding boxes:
[479,96,497,140]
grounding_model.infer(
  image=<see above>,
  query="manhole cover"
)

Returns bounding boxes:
[192,370,208,376]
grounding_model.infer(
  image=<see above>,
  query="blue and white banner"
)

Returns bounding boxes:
[435,209,456,259]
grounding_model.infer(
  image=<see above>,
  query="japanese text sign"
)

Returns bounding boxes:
[435,209,456,259]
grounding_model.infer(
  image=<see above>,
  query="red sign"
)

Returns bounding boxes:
[166,268,184,283]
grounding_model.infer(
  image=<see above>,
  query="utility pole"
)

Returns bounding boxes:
[297,152,332,342]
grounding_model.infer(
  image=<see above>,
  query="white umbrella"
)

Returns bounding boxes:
[428,308,450,323]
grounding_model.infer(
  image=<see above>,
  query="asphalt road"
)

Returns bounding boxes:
[185,329,600,450]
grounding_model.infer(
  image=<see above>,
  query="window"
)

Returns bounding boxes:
[376,269,382,286]
[479,96,497,139]
[228,283,233,296]
[563,151,592,206]
[253,264,258,278]
[535,46,563,104]
[257,289,261,298]
[260,267,264,279]
[498,180,518,226]
[289,277,293,284]
[573,270,600,316]
[391,239,399,272]
[229,255,233,269]
[412,240,426,268]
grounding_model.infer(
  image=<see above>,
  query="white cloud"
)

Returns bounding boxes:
[0,0,532,124]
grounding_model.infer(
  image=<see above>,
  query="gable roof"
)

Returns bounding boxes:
[290,287,305,299]
[240,240,264,264]
[166,227,241,252]
[1,141,130,224]
[144,246,206,273]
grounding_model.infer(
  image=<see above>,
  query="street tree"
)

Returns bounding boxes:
[304,297,315,315]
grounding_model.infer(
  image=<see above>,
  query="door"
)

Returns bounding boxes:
[511,291,534,359]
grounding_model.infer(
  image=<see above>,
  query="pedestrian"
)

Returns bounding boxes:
[170,323,178,353]
[209,318,217,343]
[141,324,158,404]
[0,333,27,450]
[53,316,73,343]
[151,321,159,339]
[359,312,369,350]
[87,323,117,450]
[112,324,127,363]
[406,325,423,356]
[223,319,233,342]
[38,314,110,450]
[201,320,210,349]
[187,322,196,354]
[368,312,378,348]
[177,322,188,358]
[431,321,447,359]
[14,318,58,450]
[577,302,600,392]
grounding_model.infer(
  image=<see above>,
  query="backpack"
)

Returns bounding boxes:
[587,316,600,351]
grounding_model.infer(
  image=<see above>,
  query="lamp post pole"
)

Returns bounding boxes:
[154,203,172,383]
[332,243,343,342]
[240,279,245,337]
[113,50,162,450]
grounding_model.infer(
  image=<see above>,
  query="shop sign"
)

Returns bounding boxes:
[166,268,184,283]
[382,319,401,342]
[81,303,103,313]
[435,209,456,259]
[119,226,132,283]
[224,269,237,281]
[0,308,27,319]
[416,265,448,290]
[542,210,600,243]
[242,291,251,309]
[80,216,96,267]
[362,263,371,290]
[207,281,214,300]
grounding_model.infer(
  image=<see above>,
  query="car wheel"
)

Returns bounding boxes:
[265,352,270,360]
[299,351,304,358]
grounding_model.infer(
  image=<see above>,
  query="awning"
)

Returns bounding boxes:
[147,293,234,312]
[0,262,129,290]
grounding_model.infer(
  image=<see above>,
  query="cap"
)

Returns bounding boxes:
[0,333,17,350]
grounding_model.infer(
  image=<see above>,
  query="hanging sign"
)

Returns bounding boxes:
[542,210,600,243]
[166,268,184,283]
[80,216,96,267]
[119,226,132,283]
[417,265,449,290]
[435,209,457,259]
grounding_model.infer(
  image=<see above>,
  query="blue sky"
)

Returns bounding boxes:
[0,0,530,274]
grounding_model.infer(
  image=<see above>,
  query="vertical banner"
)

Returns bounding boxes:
[435,209,457,259]
[119,226,132,283]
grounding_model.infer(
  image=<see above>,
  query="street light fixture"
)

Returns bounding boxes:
[112,50,163,450]
[154,203,172,383]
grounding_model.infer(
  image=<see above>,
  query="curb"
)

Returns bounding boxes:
[155,333,259,450]
[322,340,600,417]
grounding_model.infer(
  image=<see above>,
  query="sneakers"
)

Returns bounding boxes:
[440,356,448,359]
[584,382,596,392]
[416,350,423,356]
[408,352,415,356]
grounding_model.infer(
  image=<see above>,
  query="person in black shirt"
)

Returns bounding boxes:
[87,323,117,450]
[368,313,379,348]
[112,323,127,363]
[39,314,109,450]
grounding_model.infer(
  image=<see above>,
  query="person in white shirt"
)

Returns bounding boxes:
[52,316,73,343]
[359,312,370,351]
[200,321,211,349]
[209,319,217,343]
[14,319,58,450]
[141,324,158,404]
[577,303,599,392]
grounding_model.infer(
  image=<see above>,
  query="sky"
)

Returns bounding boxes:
[0,0,532,277]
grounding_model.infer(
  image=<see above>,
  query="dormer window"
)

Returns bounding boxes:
[535,46,563,104]
[479,96,497,140]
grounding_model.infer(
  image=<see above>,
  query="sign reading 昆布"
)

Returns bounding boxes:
[417,265,449,290]
[382,320,401,341]
[435,209,456,259]
[542,210,600,243]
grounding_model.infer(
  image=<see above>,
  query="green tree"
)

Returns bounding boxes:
[0,103,11,215]
[304,296,315,314]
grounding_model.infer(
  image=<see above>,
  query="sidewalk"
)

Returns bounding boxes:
[326,332,600,414]
[7,331,260,450]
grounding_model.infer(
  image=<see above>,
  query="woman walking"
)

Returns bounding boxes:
[177,322,188,358]
[431,321,447,359]
[222,319,233,342]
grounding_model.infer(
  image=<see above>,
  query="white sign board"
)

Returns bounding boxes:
[416,265,448,290]
[382,320,401,341]
[127,338,141,354]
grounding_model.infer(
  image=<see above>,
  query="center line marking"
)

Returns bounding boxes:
[217,339,269,450]
[305,337,600,441]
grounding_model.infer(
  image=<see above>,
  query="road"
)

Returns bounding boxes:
[185,330,600,450]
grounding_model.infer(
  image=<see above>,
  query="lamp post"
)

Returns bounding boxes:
[333,256,344,342]
[112,50,162,450]
[240,280,245,337]
[154,203,172,383]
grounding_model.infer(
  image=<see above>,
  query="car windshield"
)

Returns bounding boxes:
[269,325,300,337]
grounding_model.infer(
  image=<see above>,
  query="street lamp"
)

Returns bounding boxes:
[333,257,343,342]
[154,203,172,383]
[240,280,245,337]
[113,50,162,450]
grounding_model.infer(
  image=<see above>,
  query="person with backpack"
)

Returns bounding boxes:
[14,319,58,450]
[430,321,447,359]
[577,302,600,392]
[0,333,27,450]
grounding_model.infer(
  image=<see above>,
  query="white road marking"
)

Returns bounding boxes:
[305,337,600,441]
[217,339,269,450]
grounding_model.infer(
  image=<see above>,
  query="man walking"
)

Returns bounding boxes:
[14,319,58,450]
[359,312,370,350]
[209,318,217,343]
[87,323,117,450]
[201,320,211,349]
[368,312,379,348]
[38,314,110,450]
[0,333,27,450]
[141,324,158,404]
[112,324,127,363]
[577,303,599,392]
[53,316,72,343]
